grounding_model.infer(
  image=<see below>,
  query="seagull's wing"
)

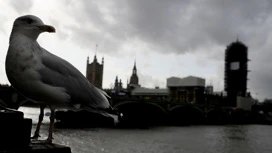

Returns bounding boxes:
[38,48,110,109]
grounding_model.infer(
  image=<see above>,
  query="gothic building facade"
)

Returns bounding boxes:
[127,61,140,90]
[114,76,123,92]
[86,55,104,89]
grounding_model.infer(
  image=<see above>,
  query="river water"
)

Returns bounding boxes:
[19,107,272,153]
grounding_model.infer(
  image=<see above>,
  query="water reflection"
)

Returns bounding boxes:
[219,125,253,153]
[18,107,272,153]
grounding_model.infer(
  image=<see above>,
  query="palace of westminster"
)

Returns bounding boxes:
[85,39,253,107]
[86,54,140,91]
[0,40,258,111]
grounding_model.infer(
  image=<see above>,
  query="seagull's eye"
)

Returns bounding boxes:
[22,19,33,24]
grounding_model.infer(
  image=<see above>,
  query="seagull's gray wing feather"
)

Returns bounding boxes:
[38,49,110,109]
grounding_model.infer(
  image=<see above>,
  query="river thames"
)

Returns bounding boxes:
[19,107,272,153]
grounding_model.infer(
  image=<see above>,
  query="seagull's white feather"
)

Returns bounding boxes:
[38,49,110,109]
[5,15,119,143]
[6,15,110,110]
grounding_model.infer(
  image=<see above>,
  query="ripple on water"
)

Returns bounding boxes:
[18,107,272,153]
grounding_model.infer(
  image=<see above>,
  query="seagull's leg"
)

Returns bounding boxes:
[46,107,55,144]
[0,104,7,110]
[31,104,46,140]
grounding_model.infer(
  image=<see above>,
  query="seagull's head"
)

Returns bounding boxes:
[11,15,55,41]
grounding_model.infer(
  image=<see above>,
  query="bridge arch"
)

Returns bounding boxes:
[169,105,205,125]
[206,108,227,125]
[114,101,166,113]
[114,101,167,127]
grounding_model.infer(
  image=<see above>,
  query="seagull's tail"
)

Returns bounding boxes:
[101,111,119,125]
[83,106,121,125]
[86,86,121,125]
[95,86,111,98]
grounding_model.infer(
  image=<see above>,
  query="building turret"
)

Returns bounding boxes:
[129,61,139,85]
[119,79,123,89]
[114,76,119,89]
[127,61,140,91]
[93,55,97,63]
[86,54,104,89]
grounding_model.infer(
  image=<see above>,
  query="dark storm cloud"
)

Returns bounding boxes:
[61,1,125,52]
[9,0,33,14]
[60,0,272,99]
[65,0,272,56]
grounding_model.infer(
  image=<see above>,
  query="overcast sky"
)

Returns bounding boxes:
[0,0,271,101]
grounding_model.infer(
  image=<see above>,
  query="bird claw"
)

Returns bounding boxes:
[31,133,40,140]
[41,138,53,144]
[31,134,53,144]
[46,138,53,144]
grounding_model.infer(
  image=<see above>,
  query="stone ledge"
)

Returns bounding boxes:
[0,143,71,153]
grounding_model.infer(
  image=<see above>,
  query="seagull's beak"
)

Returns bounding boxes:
[37,25,56,33]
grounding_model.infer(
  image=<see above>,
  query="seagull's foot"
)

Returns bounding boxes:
[46,137,53,144]
[31,133,40,140]
[39,138,53,144]
[31,136,53,144]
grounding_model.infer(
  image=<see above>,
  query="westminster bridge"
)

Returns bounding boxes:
[0,85,241,127]
[109,97,247,127]
[54,97,252,128]
[0,85,266,127]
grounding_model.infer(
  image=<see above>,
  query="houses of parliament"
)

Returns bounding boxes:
[86,55,140,90]
[86,39,251,106]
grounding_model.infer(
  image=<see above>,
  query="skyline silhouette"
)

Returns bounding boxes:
[0,1,271,101]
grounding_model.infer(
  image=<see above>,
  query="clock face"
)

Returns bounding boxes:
[230,62,240,70]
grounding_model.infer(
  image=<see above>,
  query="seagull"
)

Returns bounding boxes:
[5,15,121,143]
